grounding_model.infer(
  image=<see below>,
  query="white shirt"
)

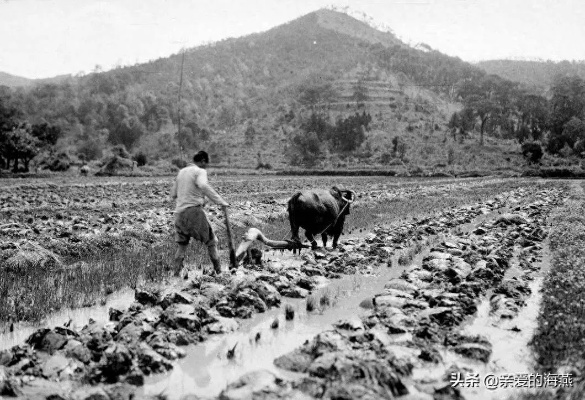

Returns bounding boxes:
[170,164,228,213]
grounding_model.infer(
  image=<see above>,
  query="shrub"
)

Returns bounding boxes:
[447,147,455,165]
[40,151,72,171]
[171,158,187,169]
[391,137,398,154]
[396,141,408,161]
[133,152,147,167]
[111,144,131,159]
[77,138,105,161]
[256,162,272,170]
[559,144,574,158]
[380,152,393,164]
[574,139,585,157]
[521,141,544,163]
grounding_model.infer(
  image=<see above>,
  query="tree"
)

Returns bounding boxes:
[464,95,501,146]
[0,125,40,172]
[562,117,585,147]
[521,141,543,164]
[109,116,146,150]
[457,75,516,145]
[331,113,368,152]
[244,124,256,145]
[547,76,585,154]
[0,87,21,133]
[301,112,330,141]
[76,125,108,161]
[516,93,548,142]
[111,144,131,159]
[185,121,211,142]
[31,123,62,149]
[549,75,585,138]
[448,108,475,141]
[391,136,400,156]
[573,139,585,157]
[177,126,196,150]
[391,136,408,160]
[288,131,322,167]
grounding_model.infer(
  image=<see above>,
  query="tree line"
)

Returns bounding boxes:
[1,12,585,171]
[287,111,372,166]
[448,74,585,160]
[0,87,62,171]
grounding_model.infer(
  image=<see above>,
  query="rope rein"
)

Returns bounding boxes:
[314,197,351,237]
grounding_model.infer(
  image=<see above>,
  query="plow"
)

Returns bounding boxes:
[226,186,355,269]
[233,227,309,266]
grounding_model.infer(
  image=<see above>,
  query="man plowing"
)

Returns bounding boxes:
[170,151,229,275]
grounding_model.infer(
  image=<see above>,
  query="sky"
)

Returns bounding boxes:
[1,0,584,79]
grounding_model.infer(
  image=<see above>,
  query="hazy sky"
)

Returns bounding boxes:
[2,0,584,79]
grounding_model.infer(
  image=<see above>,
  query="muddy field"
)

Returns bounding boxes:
[0,175,583,400]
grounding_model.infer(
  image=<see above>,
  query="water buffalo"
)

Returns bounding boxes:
[288,187,355,249]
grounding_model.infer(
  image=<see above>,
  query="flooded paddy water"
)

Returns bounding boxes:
[0,178,571,400]
[0,288,135,351]
[141,196,550,399]
[141,255,408,399]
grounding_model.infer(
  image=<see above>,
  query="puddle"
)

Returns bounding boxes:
[454,277,543,399]
[140,262,404,399]
[409,276,545,400]
[0,287,135,351]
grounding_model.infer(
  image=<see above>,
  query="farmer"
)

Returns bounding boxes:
[170,151,229,275]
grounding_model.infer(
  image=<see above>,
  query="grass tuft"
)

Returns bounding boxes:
[285,304,295,320]
[319,291,331,308]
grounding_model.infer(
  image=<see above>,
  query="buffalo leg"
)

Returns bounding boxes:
[332,233,341,249]
[306,232,318,249]
[322,233,328,249]
[290,220,301,254]
[290,221,300,243]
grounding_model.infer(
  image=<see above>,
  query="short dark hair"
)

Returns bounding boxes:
[193,151,209,163]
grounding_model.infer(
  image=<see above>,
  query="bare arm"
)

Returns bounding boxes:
[170,179,178,201]
[196,169,229,206]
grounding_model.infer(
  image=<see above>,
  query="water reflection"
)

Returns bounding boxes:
[0,287,135,350]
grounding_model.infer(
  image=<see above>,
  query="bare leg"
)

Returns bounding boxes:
[174,243,187,276]
[208,244,221,274]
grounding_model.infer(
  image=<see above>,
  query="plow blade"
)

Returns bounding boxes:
[235,228,308,262]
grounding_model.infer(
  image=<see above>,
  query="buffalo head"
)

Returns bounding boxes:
[331,186,356,215]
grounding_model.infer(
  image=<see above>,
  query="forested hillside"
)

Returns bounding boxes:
[1,9,584,174]
[0,72,33,88]
[477,59,585,92]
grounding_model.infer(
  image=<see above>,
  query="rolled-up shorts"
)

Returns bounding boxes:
[175,206,218,247]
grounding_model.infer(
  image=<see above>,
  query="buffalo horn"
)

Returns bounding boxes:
[342,190,356,203]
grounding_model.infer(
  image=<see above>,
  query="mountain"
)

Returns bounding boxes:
[0,72,33,87]
[477,59,585,92]
[0,71,73,88]
[2,8,525,172]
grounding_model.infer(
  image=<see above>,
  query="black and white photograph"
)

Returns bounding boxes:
[1,0,584,398]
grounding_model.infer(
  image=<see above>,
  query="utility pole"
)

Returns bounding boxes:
[177,49,186,161]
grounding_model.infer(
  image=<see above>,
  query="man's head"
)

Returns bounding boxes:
[193,151,209,168]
